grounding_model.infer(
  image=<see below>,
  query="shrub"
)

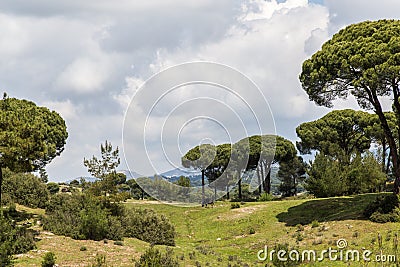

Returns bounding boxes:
[43,193,125,241]
[370,210,400,223]
[114,241,123,246]
[90,254,108,267]
[364,194,399,217]
[47,182,60,195]
[364,194,400,223]
[0,215,36,266]
[258,193,274,202]
[3,169,50,208]
[231,203,240,209]
[44,193,175,245]
[41,252,56,267]
[249,227,255,235]
[135,246,179,267]
[311,220,320,228]
[123,208,176,246]
[271,243,300,267]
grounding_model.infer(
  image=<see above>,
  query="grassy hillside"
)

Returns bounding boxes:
[14,193,400,266]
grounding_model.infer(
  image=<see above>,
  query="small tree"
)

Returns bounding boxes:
[182,144,216,206]
[278,156,307,197]
[84,141,122,196]
[41,252,56,267]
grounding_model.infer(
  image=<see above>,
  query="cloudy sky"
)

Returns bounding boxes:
[1,0,400,181]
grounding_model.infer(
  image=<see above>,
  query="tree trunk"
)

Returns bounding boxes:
[256,165,262,195]
[370,89,400,194]
[201,170,205,206]
[238,178,242,200]
[265,169,271,194]
[382,139,386,173]
[260,162,266,192]
[376,115,400,193]
[226,186,230,200]
[214,186,217,202]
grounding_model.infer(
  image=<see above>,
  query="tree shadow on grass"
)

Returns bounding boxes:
[276,193,385,226]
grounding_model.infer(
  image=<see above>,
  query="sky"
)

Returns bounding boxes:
[1,0,400,181]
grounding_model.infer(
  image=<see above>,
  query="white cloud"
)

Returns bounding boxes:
[1,0,400,181]
[55,56,111,93]
[41,99,79,120]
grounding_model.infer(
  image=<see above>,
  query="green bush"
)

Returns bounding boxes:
[43,193,124,241]
[364,194,400,223]
[0,215,36,266]
[41,252,56,267]
[231,203,240,209]
[311,220,319,228]
[90,254,108,267]
[3,169,50,208]
[249,227,255,235]
[135,246,179,267]
[114,241,123,246]
[271,243,300,267]
[47,182,60,195]
[43,193,175,245]
[258,193,274,202]
[306,153,386,198]
[370,210,400,223]
[123,208,176,246]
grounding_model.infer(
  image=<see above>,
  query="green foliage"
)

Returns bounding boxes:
[135,246,179,267]
[231,183,258,201]
[306,152,386,197]
[249,227,255,235]
[43,193,175,245]
[182,144,216,171]
[230,203,240,209]
[0,215,36,266]
[83,141,124,197]
[370,211,400,223]
[296,110,373,162]
[47,182,60,195]
[123,208,176,246]
[84,140,120,179]
[311,220,319,228]
[299,19,400,192]
[258,192,274,202]
[364,194,400,222]
[278,156,307,197]
[43,193,123,241]
[3,169,49,208]
[300,19,400,110]
[175,176,190,187]
[90,254,108,267]
[69,179,80,187]
[41,252,56,267]
[0,97,68,173]
[306,153,348,197]
[270,243,300,267]
[114,241,123,246]
[126,178,147,200]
